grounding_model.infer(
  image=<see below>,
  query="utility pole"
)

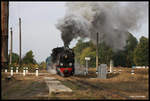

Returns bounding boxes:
[9,27,13,65]
[96,32,99,71]
[19,18,22,67]
[1,1,9,69]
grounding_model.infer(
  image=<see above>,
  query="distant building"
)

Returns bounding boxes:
[132,66,149,69]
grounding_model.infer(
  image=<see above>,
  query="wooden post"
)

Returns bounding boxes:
[10,67,13,76]
[96,32,99,71]
[23,67,26,76]
[36,68,39,76]
[86,60,88,74]
[19,18,22,67]
[1,1,9,69]
[16,67,19,74]
[9,27,13,65]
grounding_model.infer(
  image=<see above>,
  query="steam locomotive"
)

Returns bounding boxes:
[47,46,75,77]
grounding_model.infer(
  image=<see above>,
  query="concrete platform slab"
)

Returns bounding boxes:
[44,77,57,81]
[50,84,72,93]
[46,81,61,85]
[44,77,72,95]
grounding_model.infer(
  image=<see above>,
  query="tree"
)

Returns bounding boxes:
[80,47,96,67]
[112,32,138,67]
[8,52,19,64]
[133,36,149,66]
[73,39,92,63]
[22,50,37,64]
[98,42,113,66]
[124,32,138,67]
[73,39,113,67]
[39,61,46,70]
[113,50,127,67]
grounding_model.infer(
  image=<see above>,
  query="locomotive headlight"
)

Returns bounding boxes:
[60,63,63,66]
[65,55,68,59]
[69,63,72,66]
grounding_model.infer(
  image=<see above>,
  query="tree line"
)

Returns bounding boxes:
[8,50,46,70]
[9,32,148,69]
[73,32,149,67]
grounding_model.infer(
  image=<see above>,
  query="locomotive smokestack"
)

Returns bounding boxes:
[64,44,69,48]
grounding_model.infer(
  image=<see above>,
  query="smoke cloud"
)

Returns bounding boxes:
[56,2,148,51]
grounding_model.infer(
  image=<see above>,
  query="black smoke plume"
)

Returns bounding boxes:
[56,2,148,51]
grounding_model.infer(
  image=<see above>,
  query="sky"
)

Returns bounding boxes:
[8,2,148,63]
